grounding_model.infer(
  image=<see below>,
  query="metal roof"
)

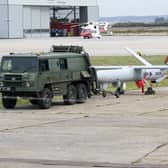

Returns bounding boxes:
[3,52,84,59]
[8,0,98,6]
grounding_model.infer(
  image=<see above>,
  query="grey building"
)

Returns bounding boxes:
[0,0,99,38]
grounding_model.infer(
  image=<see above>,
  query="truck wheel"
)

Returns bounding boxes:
[2,93,17,109]
[38,88,52,109]
[63,84,77,105]
[76,83,88,103]
[117,87,125,95]
[29,99,38,105]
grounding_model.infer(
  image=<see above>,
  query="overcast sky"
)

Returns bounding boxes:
[97,0,168,17]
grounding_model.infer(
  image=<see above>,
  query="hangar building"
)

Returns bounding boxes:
[0,0,99,38]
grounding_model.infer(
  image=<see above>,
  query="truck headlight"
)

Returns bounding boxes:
[26,81,32,87]
[0,82,3,87]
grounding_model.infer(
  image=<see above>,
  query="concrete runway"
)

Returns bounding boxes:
[0,36,168,57]
[1,88,168,167]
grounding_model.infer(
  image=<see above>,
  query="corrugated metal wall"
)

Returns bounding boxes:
[0,4,9,38]
[8,0,98,6]
[23,6,49,37]
[0,3,23,38]
[9,5,23,38]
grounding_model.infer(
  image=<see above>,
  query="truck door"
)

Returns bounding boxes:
[59,58,69,81]
[38,59,51,89]
[48,58,60,81]
[48,58,64,94]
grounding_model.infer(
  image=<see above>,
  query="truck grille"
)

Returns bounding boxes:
[4,75,22,87]
[4,82,22,87]
[4,75,22,81]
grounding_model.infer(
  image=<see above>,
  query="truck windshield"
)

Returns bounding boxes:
[1,57,38,73]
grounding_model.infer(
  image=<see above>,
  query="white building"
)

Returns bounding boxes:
[0,0,99,38]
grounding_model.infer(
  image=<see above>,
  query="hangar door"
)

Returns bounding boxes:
[0,5,8,38]
[23,6,50,37]
[9,5,23,38]
[0,4,23,38]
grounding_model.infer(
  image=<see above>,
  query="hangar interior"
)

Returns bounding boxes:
[0,0,99,38]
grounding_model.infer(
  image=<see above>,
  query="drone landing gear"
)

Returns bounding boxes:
[145,87,156,95]
[144,80,156,95]
[114,88,120,98]
[117,87,125,95]
[102,88,120,98]
[102,90,107,97]
[101,82,125,98]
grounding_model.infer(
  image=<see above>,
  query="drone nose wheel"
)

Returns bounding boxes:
[145,87,156,95]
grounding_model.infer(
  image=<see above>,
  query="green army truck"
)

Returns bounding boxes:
[0,46,96,109]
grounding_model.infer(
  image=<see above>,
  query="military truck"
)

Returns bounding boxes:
[0,46,96,109]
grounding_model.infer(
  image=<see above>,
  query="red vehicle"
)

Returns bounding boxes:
[50,20,79,37]
[80,29,92,39]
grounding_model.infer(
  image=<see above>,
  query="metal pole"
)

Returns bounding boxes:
[74,6,76,22]
[53,8,56,19]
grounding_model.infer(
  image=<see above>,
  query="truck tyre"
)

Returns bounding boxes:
[38,88,52,109]
[76,83,88,103]
[29,99,38,105]
[2,93,17,109]
[63,84,77,105]
[118,87,125,95]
